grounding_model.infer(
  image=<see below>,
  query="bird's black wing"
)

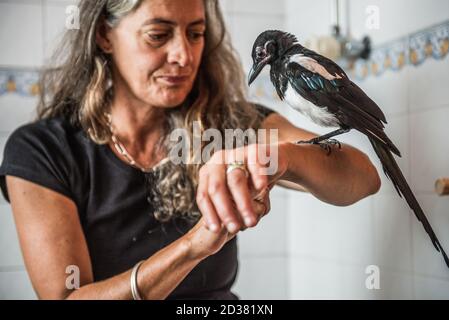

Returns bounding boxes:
[291,48,388,125]
[301,46,349,77]
[285,61,401,156]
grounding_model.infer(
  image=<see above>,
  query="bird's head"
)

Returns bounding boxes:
[248,30,298,85]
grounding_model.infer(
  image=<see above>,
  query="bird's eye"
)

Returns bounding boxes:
[256,48,265,60]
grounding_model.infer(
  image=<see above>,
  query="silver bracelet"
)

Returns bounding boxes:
[130,260,145,300]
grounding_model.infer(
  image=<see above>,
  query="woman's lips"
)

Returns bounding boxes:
[158,75,190,85]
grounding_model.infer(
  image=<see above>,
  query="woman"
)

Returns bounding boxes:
[0,0,380,299]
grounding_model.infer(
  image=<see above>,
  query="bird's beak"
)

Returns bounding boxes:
[248,56,271,86]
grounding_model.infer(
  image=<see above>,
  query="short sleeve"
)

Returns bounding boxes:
[0,120,75,203]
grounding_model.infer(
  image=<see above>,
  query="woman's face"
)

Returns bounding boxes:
[102,0,206,108]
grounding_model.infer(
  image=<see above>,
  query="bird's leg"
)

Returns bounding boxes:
[295,127,351,155]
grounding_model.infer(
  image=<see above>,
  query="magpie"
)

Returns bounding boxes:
[248,30,449,268]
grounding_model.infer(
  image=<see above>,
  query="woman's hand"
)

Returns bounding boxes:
[186,188,271,260]
[195,143,288,234]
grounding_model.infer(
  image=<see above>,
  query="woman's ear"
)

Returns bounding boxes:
[96,17,113,53]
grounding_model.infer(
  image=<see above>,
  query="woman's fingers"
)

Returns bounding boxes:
[226,166,258,228]
[246,144,269,191]
[196,168,221,233]
[197,146,274,234]
[253,191,271,220]
[207,163,242,234]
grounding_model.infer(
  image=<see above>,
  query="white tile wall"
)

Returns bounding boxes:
[290,257,415,299]
[410,108,449,193]
[289,258,378,299]
[377,270,414,299]
[0,1,44,67]
[0,270,36,300]
[285,0,333,45]
[408,58,449,112]
[233,256,288,299]
[0,95,38,132]
[224,0,284,16]
[372,194,413,273]
[237,193,288,257]
[403,0,449,33]
[414,274,449,299]
[43,1,74,62]
[288,193,374,266]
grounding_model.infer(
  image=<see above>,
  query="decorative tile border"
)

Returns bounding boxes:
[351,20,449,80]
[0,67,40,97]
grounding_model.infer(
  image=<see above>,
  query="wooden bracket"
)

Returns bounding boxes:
[435,178,449,196]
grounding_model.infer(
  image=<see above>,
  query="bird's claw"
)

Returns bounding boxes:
[295,138,342,155]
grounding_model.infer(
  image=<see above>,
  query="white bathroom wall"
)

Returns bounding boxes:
[286,0,449,299]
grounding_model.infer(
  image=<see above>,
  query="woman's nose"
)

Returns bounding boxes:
[167,35,193,68]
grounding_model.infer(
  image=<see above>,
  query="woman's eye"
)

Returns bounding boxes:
[147,33,169,41]
[188,31,205,41]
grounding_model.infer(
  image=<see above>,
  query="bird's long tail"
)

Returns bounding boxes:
[368,136,449,268]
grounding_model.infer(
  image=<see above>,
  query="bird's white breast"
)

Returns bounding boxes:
[284,83,340,127]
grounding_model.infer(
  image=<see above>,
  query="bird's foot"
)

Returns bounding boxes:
[295,138,342,156]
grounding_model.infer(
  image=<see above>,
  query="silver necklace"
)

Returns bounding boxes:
[105,112,158,173]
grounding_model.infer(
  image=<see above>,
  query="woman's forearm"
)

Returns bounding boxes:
[279,141,381,206]
[65,236,201,300]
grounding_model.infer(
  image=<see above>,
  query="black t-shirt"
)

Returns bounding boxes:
[0,104,275,299]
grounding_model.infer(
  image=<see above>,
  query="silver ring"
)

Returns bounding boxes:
[226,161,249,178]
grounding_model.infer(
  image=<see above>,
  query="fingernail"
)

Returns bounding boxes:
[244,217,254,227]
[227,222,238,233]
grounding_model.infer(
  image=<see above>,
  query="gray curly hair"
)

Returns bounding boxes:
[36,0,266,222]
